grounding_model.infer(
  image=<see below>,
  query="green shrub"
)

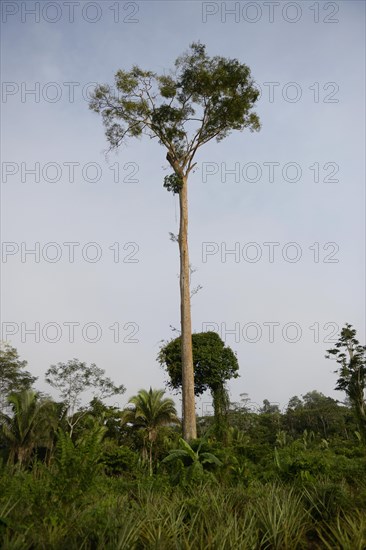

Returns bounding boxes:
[101,442,139,477]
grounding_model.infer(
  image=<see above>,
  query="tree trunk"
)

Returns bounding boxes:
[17,446,26,467]
[355,392,366,443]
[178,176,197,441]
[149,443,153,476]
[212,384,229,442]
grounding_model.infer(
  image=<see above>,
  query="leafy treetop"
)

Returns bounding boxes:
[89,42,260,179]
[0,343,36,411]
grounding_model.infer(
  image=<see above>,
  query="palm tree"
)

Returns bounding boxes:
[121,388,180,475]
[162,437,222,483]
[0,389,58,466]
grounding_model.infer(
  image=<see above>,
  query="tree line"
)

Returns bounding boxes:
[0,324,365,547]
[0,323,365,472]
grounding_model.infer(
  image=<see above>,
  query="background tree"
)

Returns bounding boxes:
[0,390,58,466]
[0,343,36,413]
[90,42,260,440]
[326,324,366,441]
[121,388,179,475]
[284,391,347,441]
[159,331,239,439]
[53,420,107,500]
[226,393,256,435]
[260,399,280,415]
[85,397,124,443]
[45,359,125,437]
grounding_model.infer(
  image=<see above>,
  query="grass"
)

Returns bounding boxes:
[0,469,365,549]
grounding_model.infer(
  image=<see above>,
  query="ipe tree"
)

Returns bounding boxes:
[89,43,260,440]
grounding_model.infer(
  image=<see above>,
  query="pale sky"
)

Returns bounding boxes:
[1,0,365,414]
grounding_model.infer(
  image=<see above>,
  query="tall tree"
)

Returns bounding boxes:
[90,43,260,440]
[45,359,125,437]
[159,331,239,438]
[326,324,366,441]
[121,388,179,475]
[0,343,36,413]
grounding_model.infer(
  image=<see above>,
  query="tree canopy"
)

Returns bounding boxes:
[45,359,125,435]
[0,390,57,466]
[89,42,260,171]
[159,331,239,396]
[0,342,36,413]
[121,387,179,474]
[326,324,366,440]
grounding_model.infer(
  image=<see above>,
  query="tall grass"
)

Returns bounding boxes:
[254,484,309,549]
[318,510,366,550]
[1,471,365,549]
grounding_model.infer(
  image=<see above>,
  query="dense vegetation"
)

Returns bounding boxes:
[0,325,365,549]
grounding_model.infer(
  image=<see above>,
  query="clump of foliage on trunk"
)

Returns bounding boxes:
[159,331,239,439]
